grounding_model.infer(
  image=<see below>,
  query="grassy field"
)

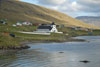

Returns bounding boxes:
[0,21,100,50]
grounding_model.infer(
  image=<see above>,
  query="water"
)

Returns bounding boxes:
[0,36,100,67]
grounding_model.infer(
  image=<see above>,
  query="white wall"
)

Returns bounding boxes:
[37,29,50,32]
[50,25,58,32]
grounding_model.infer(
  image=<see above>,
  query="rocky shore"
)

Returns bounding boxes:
[0,36,85,50]
[0,44,30,50]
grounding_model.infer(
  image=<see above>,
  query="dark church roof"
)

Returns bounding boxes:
[38,26,52,30]
[51,22,55,25]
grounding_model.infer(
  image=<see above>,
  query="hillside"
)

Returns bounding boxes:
[76,16,100,27]
[0,0,99,29]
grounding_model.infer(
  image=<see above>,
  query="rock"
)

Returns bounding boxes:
[21,45,30,49]
[59,52,64,53]
[80,60,90,63]
[0,45,30,50]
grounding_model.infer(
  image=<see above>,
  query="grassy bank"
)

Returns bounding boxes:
[0,32,85,49]
[0,35,30,49]
[0,23,100,50]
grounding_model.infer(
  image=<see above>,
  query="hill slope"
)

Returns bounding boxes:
[76,16,100,27]
[0,0,99,29]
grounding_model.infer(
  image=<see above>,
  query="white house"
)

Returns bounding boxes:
[22,22,32,25]
[12,24,17,27]
[16,22,22,26]
[37,22,58,33]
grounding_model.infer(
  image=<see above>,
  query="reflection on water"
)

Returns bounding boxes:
[0,36,100,67]
[0,51,17,67]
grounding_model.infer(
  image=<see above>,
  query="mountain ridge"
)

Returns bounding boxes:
[76,16,100,27]
[0,0,99,29]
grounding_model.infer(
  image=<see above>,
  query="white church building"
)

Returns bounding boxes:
[19,22,63,35]
[37,22,58,33]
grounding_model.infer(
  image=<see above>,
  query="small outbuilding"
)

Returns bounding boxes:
[0,20,7,24]
[16,22,22,26]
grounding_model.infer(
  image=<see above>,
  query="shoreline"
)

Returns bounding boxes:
[0,37,85,50]
[3,34,100,50]
[20,38,86,45]
[1,35,100,54]
[0,44,30,50]
[0,37,86,55]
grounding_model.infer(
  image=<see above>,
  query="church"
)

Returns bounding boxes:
[37,22,58,33]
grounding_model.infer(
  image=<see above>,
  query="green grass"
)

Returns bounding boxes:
[58,27,100,36]
[0,35,20,49]
[0,21,100,49]
[93,30,100,35]
[0,24,37,33]
[0,24,67,49]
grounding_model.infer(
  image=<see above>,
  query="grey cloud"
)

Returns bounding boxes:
[36,0,100,16]
[21,0,100,17]
[36,0,67,5]
[75,0,100,12]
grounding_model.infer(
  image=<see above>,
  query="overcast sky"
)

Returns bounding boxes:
[20,0,100,17]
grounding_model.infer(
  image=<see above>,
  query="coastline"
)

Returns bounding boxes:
[0,44,30,50]
[0,36,85,50]
[1,33,100,50]
[20,37,86,45]
[1,35,100,54]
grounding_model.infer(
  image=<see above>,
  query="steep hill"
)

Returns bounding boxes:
[0,0,99,29]
[76,16,100,27]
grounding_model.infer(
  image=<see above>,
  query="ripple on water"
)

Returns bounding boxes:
[0,36,100,67]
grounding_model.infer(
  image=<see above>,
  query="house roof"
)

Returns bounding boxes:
[0,20,4,23]
[38,26,52,30]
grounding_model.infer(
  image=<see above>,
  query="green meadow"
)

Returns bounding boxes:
[0,22,100,49]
